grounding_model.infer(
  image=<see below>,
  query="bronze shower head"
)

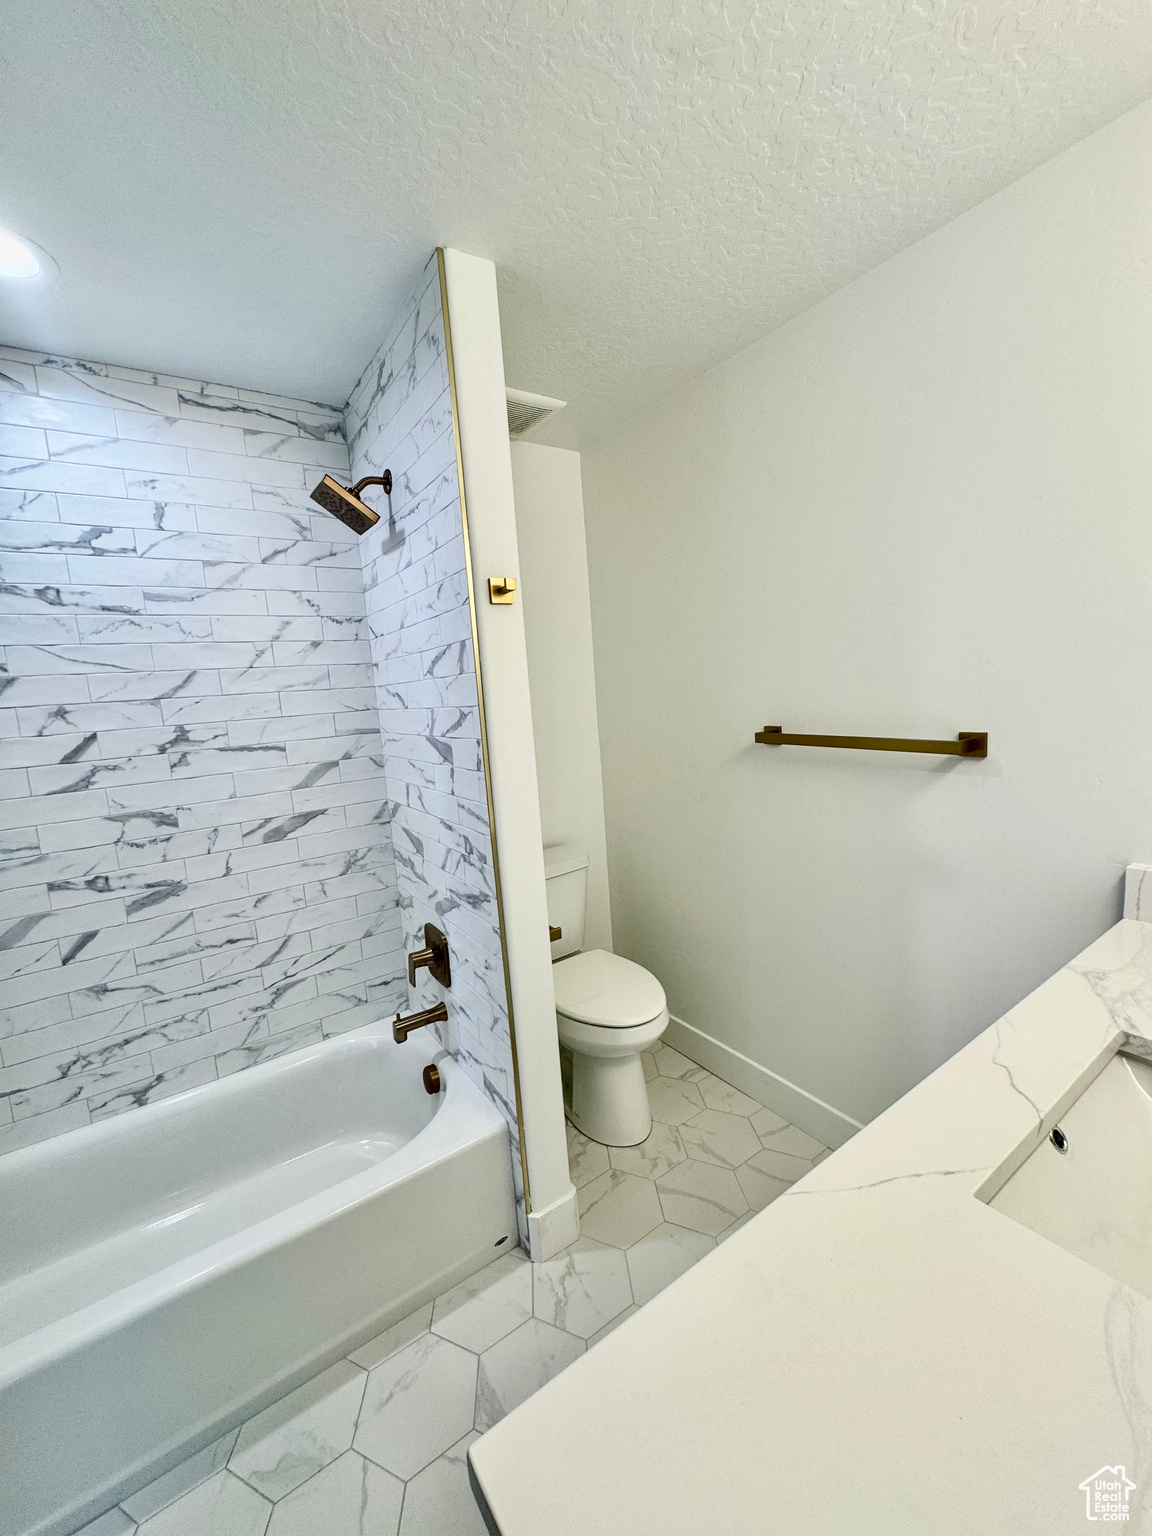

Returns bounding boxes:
[309,470,392,535]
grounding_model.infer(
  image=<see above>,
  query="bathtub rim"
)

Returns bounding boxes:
[0,1021,509,1392]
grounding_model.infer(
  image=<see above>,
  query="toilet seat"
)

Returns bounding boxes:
[553,949,666,1029]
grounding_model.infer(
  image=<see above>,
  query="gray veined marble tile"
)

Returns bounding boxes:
[430,1250,533,1353]
[750,1105,789,1138]
[655,1158,750,1236]
[651,1044,698,1079]
[625,1222,716,1306]
[735,1148,806,1210]
[576,1169,663,1248]
[608,1120,687,1180]
[265,1452,403,1536]
[353,1333,477,1481]
[532,1236,633,1339]
[228,1359,367,1501]
[566,1118,610,1187]
[678,1108,761,1170]
[646,1075,705,1125]
[474,1318,585,1433]
[759,1123,829,1160]
[397,1433,487,1536]
[347,1302,433,1371]
[694,1074,764,1117]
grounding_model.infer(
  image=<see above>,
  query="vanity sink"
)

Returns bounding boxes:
[987,1051,1152,1300]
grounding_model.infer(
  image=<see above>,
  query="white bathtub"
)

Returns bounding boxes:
[0,1020,517,1536]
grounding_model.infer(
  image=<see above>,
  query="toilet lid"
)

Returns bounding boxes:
[553,949,667,1029]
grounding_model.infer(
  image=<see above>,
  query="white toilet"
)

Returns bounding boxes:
[544,845,669,1146]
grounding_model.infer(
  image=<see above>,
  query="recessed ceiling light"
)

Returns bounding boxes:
[0,227,47,280]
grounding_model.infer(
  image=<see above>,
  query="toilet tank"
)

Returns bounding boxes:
[543,845,588,960]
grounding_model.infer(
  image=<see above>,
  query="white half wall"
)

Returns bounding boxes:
[581,99,1152,1135]
[441,249,577,1259]
[510,442,613,954]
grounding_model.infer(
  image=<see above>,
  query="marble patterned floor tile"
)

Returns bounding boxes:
[750,1105,789,1138]
[265,1451,402,1536]
[73,1510,137,1536]
[354,1333,478,1481]
[474,1319,585,1432]
[759,1124,829,1160]
[678,1108,760,1170]
[655,1158,749,1236]
[735,1148,802,1209]
[347,1303,433,1371]
[744,1145,815,1182]
[651,1045,697,1078]
[587,1303,639,1347]
[397,1433,486,1536]
[430,1251,533,1353]
[640,1050,657,1082]
[565,1119,610,1188]
[531,1235,633,1339]
[608,1120,686,1179]
[576,1168,663,1247]
[692,1073,763,1117]
[135,1471,270,1536]
[229,1359,366,1501]
[122,1428,241,1522]
[645,1075,705,1125]
[625,1222,716,1306]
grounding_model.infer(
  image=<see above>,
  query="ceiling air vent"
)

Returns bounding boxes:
[506,387,566,438]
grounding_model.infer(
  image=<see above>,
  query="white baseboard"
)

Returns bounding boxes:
[664,1015,863,1150]
[525,1182,580,1261]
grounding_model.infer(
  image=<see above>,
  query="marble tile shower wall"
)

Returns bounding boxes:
[343,256,523,1217]
[0,347,407,1155]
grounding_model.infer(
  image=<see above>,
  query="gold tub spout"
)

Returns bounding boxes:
[392,1001,448,1043]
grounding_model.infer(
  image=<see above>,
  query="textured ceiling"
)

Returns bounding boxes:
[2,1,1151,445]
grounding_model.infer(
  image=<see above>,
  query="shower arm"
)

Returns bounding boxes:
[350,471,392,498]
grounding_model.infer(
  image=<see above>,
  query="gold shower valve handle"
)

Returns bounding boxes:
[488,576,517,604]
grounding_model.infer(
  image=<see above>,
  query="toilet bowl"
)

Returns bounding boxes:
[553,948,669,1145]
[544,845,669,1146]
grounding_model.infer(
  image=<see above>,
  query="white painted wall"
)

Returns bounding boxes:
[581,99,1152,1138]
[510,442,613,955]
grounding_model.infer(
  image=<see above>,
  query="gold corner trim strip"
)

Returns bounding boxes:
[436,247,532,1214]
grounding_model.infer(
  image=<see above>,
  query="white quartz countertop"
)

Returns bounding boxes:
[469,918,1152,1535]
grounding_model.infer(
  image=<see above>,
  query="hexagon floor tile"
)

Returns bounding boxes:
[353,1334,478,1481]
[398,1434,487,1536]
[646,1075,705,1125]
[678,1108,760,1170]
[266,1452,402,1536]
[474,1318,585,1432]
[626,1222,716,1306]
[532,1235,633,1338]
[229,1359,367,1502]
[656,1158,750,1235]
[608,1120,687,1180]
[431,1251,533,1353]
[577,1168,664,1246]
[566,1121,610,1188]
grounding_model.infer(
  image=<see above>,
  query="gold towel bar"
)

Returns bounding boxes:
[755,727,988,758]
